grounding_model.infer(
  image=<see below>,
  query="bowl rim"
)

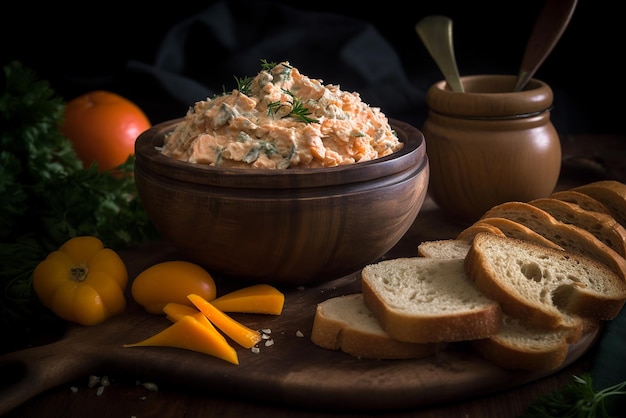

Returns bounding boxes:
[134,118,426,189]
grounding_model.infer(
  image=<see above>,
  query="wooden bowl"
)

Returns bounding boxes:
[134,118,429,286]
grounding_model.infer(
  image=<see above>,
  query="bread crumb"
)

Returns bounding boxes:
[142,382,158,392]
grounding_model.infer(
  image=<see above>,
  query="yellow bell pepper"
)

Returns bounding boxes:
[210,284,285,315]
[33,236,128,326]
[188,293,262,349]
[124,313,239,365]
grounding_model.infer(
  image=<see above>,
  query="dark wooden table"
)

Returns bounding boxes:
[2,134,624,418]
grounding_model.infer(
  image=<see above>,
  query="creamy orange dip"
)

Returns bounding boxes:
[161,61,403,168]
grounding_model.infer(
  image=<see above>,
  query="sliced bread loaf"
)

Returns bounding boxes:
[465,218,564,251]
[465,233,626,332]
[480,201,626,280]
[529,197,626,258]
[361,257,501,344]
[417,239,470,259]
[550,189,611,215]
[571,180,626,229]
[310,293,443,359]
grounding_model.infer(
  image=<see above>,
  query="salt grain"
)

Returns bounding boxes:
[88,375,100,388]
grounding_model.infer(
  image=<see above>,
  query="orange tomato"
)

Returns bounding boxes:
[61,90,151,172]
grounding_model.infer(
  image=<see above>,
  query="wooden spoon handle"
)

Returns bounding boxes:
[514,0,578,91]
[416,15,464,93]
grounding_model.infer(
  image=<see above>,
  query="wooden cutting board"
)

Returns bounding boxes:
[0,202,601,415]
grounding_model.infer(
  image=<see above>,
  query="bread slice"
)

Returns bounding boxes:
[468,218,564,251]
[571,180,626,229]
[550,189,611,215]
[310,293,443,359]
[480,201,626,280]
[417,239,470,259]
[471,315,598,371]
[361,258,501,343]
[470,314,573,371]
[456,222,505,242]
[465,233,626,333]
[529,197,626,258]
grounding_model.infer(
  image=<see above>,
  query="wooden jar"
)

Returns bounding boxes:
[421,75,562,224]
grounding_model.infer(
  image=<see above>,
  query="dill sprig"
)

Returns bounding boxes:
[234,76,253,96]
[267,89,319,124]
[519,374,626,418]
[260,59,280,71]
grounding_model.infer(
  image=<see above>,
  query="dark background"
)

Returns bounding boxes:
[2,0,621,135]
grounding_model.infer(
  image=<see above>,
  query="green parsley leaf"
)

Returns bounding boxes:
[0,61,160,352]
[519,374,626,418]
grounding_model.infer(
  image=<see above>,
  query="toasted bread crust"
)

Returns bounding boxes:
[480,201,626,280]
[474,217,564,251]
[529,197,626,258]
[550,189,611,215]
[572,180,626,229]
[457,223,505,242]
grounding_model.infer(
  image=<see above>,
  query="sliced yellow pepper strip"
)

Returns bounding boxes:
[211,284,285,315]
[163,302,202,323]
[123,314,239,365]
[188,293,262,349]
[163,302,228,341]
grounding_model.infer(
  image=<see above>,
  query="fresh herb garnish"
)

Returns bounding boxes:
[235,60,290,96]
[0,61,160,353]
[234,75,253,96]
[267,89,319,124]
[519,374,626,418]
[260,59,280,71]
